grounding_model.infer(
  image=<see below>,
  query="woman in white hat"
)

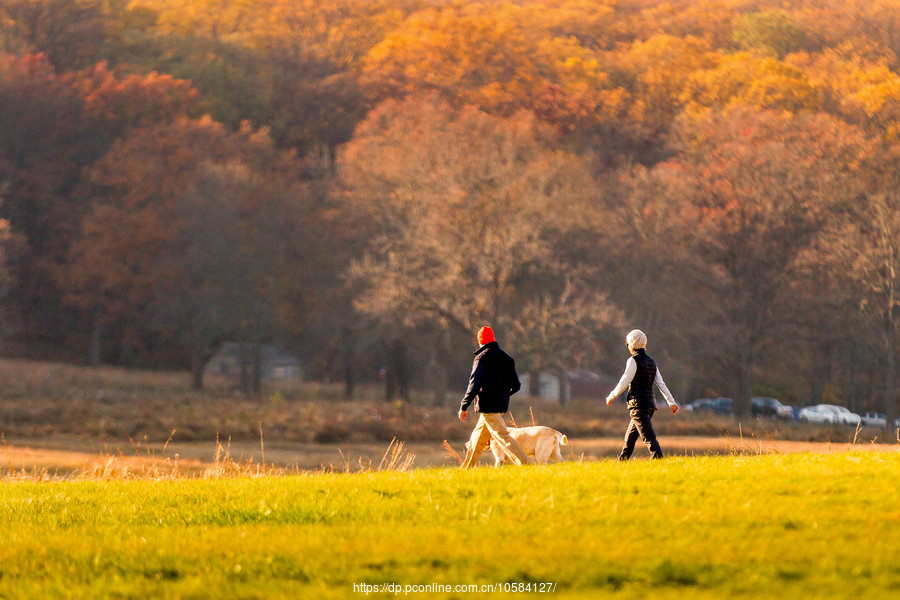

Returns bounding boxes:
[605,329,679,459]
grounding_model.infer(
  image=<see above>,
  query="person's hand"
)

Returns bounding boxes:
[671,404,679,415]
[458,410,467,422]
[605,396,614,406]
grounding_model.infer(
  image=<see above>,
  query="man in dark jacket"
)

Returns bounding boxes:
[458,326,532,468]
[605,329,679,460]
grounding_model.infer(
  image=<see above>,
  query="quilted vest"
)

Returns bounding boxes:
[627,348,657,408]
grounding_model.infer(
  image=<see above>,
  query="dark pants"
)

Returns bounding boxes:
[619,407,663,460]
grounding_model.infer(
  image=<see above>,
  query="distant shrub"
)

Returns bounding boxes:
[313,423,352,444]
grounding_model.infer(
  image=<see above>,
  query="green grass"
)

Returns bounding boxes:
[1,453,899,599]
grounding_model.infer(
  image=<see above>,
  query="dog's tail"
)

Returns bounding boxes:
[558,433,568,446]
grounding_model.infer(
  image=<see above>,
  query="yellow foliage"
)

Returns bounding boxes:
[614,35,718,124]
[788,47,900,136]
[681,52,819,117]
[127,0,406,65]
[360,2,615,117]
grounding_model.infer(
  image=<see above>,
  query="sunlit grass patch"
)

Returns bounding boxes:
[0,452,897,598]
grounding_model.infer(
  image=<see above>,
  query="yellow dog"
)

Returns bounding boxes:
[466,425,568,466]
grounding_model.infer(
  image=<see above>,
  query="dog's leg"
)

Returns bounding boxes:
[531,439,548,464]
[548,443,564,463]
[547,435,567,462]
[491,441,505,467]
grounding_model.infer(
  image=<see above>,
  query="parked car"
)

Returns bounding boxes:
[861,412,887,427]
[685,397,733,415]
[821,404,862,426]
[751,397,794,420]
[684,398,714,413]
[798,405,836,424]
[859,413,900,428]
[799,404,861,425]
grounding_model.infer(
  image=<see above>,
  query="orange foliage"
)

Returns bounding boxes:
[64,116,295,318]
[69,62,199,130]
[361,3,619,118]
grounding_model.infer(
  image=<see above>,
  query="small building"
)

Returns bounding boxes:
[204,343,304,382]
[568,369,618,399]
[521,369,618,401]
[520,371,564,401]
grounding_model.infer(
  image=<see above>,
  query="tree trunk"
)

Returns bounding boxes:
[384,342,395,401]
[529,370,541,398]
[190,346,205,391]
[809,353,827,406]
[884,324,897,435]
[733,357,755,418]
[239,345,252,394]
[383,339,411,402]
[252,343,262,394]
[344,338,355,400]
[88,305,102,367]
[556,366,570,408]
[427,357,447,406]
[395,339,411,402]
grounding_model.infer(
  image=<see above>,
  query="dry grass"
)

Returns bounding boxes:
[0,435,419,482]
[0,358,463,443]
[0,357,895,478]
[333,437,416,473]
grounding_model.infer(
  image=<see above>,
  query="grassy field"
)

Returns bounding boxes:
[1,452,899,599]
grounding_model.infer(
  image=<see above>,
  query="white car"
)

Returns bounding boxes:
[820,404,862,426]
[861,412,887,427]
[860,413,900,428]
[798,405,837,424]
[799,404,861,426]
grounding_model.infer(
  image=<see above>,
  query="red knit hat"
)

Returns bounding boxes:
[477,326,495,345]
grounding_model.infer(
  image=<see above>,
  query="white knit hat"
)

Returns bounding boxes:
[626,329,647,349]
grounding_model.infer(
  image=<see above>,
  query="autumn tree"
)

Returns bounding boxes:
[816,143,900,429]
[681,51,820,117]
[599,34,718,160]
[154,159,310,390]
[65,116,307,372]
[0,53,100,352]
[248,0,415,67]
[360,4,626,125]
[0,0,112,71]
[0,187,23,317]
[0,52,197,355]
[787,48,900,141]
[338,94,616,401]
[117,0,378,161]
[589,163,706,398]
[660,108,872,416]
[619,0,738,50]
[793,0,900,69]
[733,9,810,59]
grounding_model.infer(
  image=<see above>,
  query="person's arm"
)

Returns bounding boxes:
[460,357,484,414]
[605,357,636,405]
[655,369,679,414]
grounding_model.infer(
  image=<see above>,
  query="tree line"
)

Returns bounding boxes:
[0,0,897,423]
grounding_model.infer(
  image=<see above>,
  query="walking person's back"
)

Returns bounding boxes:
[458,326,532,467]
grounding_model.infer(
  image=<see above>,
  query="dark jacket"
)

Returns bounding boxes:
[460,341,521,414]
[626,348,657,409]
